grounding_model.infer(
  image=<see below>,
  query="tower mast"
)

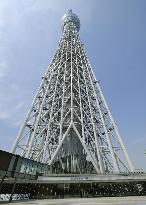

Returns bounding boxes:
[11,10,134,174]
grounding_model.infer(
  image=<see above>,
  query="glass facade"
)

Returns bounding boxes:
[0,150,50,179]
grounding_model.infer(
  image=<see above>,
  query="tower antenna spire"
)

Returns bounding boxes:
[68,9,72,14]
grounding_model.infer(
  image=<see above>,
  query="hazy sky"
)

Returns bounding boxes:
[0,0,146,170]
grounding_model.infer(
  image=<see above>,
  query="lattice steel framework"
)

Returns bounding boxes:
[11,10,134,174]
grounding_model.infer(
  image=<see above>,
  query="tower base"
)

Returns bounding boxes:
[1,175,146,201]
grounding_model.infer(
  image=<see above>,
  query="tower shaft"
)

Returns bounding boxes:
[11,10,134,174]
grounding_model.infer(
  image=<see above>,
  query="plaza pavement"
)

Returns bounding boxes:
[1,196,146,205]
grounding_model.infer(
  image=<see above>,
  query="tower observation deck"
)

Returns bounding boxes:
[11,10,134,174]
[62,9,80,31]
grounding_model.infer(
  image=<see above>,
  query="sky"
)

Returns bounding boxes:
[0,0,146,171]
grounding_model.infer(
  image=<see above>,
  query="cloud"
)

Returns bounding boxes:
[0,103,10,120]
[0,111,9,120]
[11,83,19,92]
[0,100,25,122]
[0,61,7,80]
[132,136,146,145]
[14,101,25,110]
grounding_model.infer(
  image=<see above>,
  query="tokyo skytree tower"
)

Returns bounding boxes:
[11,10,134,174]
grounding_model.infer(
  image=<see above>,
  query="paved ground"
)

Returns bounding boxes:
[1,196,146,205]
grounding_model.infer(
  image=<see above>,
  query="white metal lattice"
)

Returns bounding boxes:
[11,10,134,174]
